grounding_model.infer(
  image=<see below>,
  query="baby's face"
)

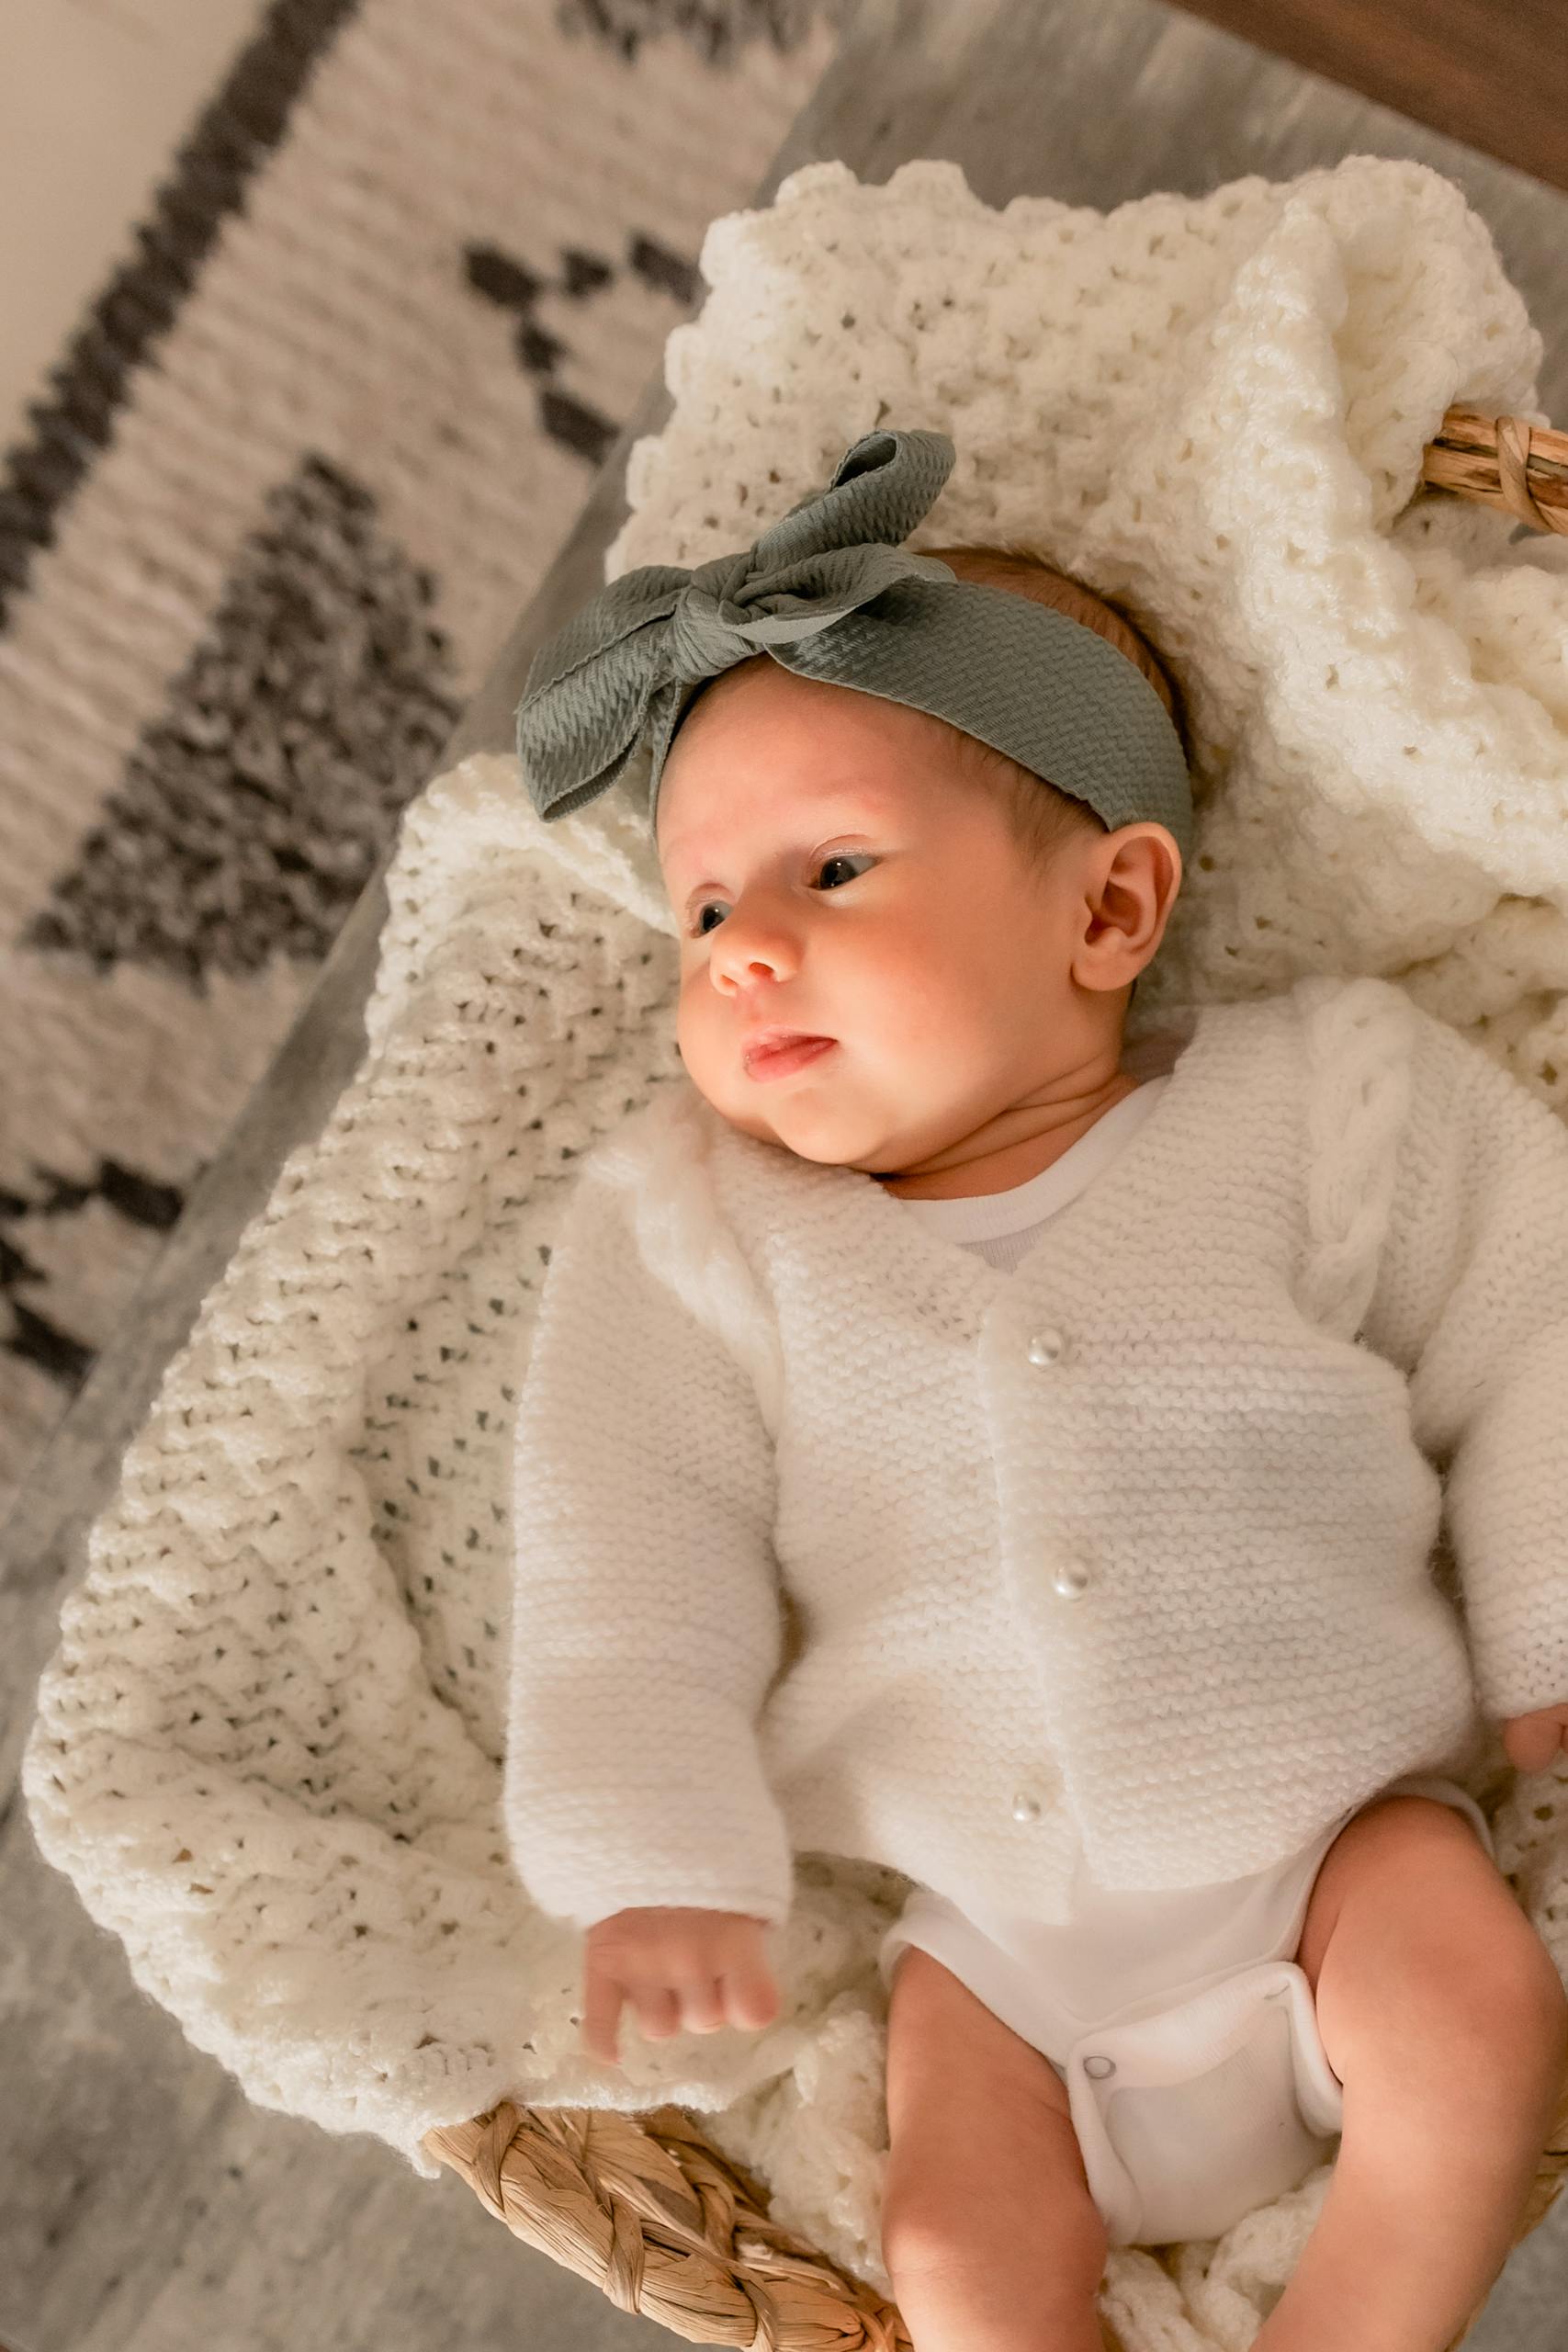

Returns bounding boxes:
[654,658,1165,1183]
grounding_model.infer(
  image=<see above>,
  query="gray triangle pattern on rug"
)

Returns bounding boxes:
[22,453,461,985]
[465,229,704,467]
[3,1158,186,1391]
[558,0,848,66]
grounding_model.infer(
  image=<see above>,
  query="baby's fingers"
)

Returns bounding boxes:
[629,1983,683,2043]
[581,1969,626,2065]
[724,1958,782,2032]
[677,1975,727,2034]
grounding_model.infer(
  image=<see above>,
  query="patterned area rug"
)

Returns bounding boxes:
[0,0,848,1525]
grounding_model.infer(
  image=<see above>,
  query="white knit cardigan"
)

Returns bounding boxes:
[22,153,1568,2348]
[503,977,1568,1935]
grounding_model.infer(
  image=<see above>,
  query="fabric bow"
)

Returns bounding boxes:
[514,428,962,825]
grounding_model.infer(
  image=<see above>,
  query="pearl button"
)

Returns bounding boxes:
[1051,1557,1093,1599]
[1082,2054,1117,2079]
[1011,1791,1043,1822]
[1027,1326,1070,1366]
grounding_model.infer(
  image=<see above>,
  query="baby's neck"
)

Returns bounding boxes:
[874,1069,1146,1201]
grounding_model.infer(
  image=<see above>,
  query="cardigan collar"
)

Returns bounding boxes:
[716,996,1227,1301]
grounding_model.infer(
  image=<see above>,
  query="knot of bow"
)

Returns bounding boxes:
[514,427,961,824]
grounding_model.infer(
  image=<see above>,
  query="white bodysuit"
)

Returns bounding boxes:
[877,1066,1493,2248]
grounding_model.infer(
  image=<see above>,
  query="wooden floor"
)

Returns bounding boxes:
[1170,0,1567,190]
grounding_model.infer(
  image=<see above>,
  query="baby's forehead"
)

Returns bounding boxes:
[658,753,953,879]
[657,671,953,857]
[671,663,958,784]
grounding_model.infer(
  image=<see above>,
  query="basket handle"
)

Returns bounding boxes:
[1423,406,1567,534]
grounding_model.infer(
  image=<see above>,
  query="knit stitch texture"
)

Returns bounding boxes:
[503,978,1568,1934]
[21,153,1568,2344]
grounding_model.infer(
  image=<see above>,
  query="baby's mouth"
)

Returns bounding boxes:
[742,1032,838,1080]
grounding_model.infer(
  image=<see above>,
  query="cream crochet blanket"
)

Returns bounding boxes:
[23,153,1568,2348]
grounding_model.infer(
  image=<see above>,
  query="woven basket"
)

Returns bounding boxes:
[423,406,1568,2352]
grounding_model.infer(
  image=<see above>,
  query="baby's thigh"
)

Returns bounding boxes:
[882,1944,1100,2273]
[1293,1795,1566,2080]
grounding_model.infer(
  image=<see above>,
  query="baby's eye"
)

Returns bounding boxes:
[687,852,875,938]
[817,851,874,891]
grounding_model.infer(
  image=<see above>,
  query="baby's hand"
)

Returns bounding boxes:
[580,1905,782,2065]
[1501,1704,1568,1773]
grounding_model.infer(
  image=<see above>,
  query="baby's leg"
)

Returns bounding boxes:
[881,1944,1112,2352]
[1254,1793,1568,2352]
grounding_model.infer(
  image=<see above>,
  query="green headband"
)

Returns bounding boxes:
[513,426,1193,867]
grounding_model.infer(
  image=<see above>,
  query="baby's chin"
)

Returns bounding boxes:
[692,1079,897,1170]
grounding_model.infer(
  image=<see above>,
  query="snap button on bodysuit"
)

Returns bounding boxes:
[1082,2054,1117,2079]
[1027,1327,1070,1366]
[1011,1791,1043,1822]
[1051,1557,1093,1599]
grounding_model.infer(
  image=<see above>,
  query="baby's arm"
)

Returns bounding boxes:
[1357,1004,1568,1739]
[503,1122,795,1938]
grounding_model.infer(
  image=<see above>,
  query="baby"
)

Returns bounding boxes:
[508,430,1568,2352]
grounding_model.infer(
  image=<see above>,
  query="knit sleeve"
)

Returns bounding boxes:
[1358,1006,1568,1724]
[504,1132,795,1933]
